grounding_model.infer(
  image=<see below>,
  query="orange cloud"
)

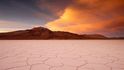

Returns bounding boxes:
[45,0,124,36]
[45,6,106,33]
[45,8,80,32]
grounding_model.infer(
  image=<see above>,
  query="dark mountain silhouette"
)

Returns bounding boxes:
[0,27,123,39]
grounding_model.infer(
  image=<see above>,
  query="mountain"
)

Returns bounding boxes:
[0,27,116,40]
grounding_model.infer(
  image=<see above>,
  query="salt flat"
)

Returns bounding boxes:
[0,40,124,70]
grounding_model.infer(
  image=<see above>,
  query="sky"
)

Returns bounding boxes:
[0,0,124,37]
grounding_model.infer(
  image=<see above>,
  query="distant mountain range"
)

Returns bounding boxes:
[0,27,123,39]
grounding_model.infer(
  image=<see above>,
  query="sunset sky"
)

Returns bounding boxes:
[0,0,124,37]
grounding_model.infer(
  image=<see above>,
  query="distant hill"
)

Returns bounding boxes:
[0,27,123,40]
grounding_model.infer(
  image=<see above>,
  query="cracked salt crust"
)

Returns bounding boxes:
[0,40,124,70]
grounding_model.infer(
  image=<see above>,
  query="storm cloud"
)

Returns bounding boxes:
[42,0,124,37]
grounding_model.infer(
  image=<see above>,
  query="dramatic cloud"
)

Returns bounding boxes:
[37,0,74,17]
[44,0,124,36]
